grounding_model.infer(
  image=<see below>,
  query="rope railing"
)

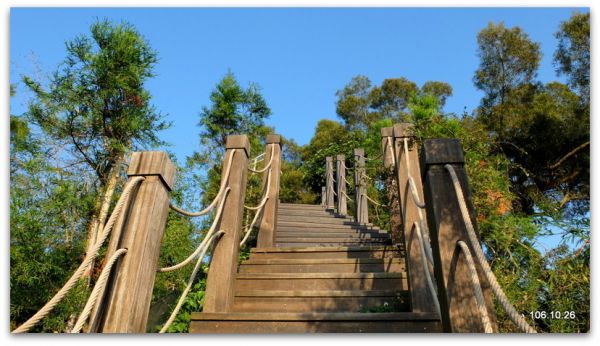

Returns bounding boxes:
[248,145,275,174]
[240,165,274,247]
[71,248,128,333]
[12,176,145,333]
[411,221,440,316]
[341,190,354,202]
[158,187,231,273]
[169,149,237,217]
[445,164,536,333]
[159,230,225,333]
[385,136,396,167]
[456,240,494,333]
[244,165,272,210]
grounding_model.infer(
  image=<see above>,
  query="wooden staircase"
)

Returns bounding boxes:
[190,203,442,333]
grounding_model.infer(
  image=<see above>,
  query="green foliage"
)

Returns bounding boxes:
[554,12,590,103]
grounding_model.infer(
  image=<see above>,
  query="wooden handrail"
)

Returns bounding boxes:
[93,151,176,332]
[421,138,498,332]
[325,156,335,210]
[336,154,347,216]
[203,135,250,313]
[392,123,438,314]
[257,134,283,248]
[353,148,368,224]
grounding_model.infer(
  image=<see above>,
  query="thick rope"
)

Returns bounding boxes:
[159,231,225,333]
[248,145,274,173]
[445,164,537,333]
[71,248,128,333]
[411,221,440,316]
[386,137,396,168]
[244,166,272,210]
[157,187,230,273]
[342,190,354,202]
[403,138,426,209]
[456,241,494,333]
[343,174,352,186]
[12,177,144,333]
[365,194,384,207]
[342,161,354,171]
[240,203,265,247]
[169,149,236,217]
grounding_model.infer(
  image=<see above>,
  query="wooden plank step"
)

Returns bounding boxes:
[249,246,403,260]
[279,204,325,210]
[277,216,359,225]
[190,312,442,333]
[276,238,391,246]
[276,229,388,236]
[278,221,380,230]
[238,258,405,273]
[235,272,408,291]
[277,209,350,218]
[276,232,389,239]
[232,290,409,313]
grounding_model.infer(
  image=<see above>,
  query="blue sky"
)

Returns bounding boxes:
[10,7,587,165]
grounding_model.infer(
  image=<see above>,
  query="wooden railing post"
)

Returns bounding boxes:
[392,123,437,313]
[353,148,368,224]
[257,134,282,248]
[95,151,175,333]
[336,154,347,216]
[203,135,250,313]
[325,156,335,210]
[422,138,497,332]
[321,186,326,208]
[381,127,402,245]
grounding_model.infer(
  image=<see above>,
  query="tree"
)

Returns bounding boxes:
[421,81,453,109]
[370,77,418,121]
[22,19,169,277]
[554,12,590,103]
[474,21,541,136]
[335,75,377,130]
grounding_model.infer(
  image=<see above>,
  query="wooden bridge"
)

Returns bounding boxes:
[13,124,536,334]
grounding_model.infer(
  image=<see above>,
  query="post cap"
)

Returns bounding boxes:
[326,156,333,162]
[266,134,281,144]
[127,151,176,191]
[422,139,465,165]
[336,154,345,161]
[353,148,364,156]
[393,123,415,138]
[225,135,250,157]
[380,127,393,137]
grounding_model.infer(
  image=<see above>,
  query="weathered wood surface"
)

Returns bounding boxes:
[353,149,368,224]
[93,151,175,333]
[325,156,335,210]
[257,134,282,248]
[422,138,498,332]
[392,123,437,314]
[336,155,347,217]
[203,135,250,313]
[381,127,403,245]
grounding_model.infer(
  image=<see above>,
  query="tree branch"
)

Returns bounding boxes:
[549,140,590,169]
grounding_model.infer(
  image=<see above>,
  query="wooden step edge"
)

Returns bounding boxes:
[241,258,403,265]
[236,272,406,279]
[191,311,441,322]
[250,245,402,253]
[234,290,407,297]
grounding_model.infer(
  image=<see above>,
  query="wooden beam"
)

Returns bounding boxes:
[422,138,498,332]
[257,135,282,248]
[325,156,335,210]
[353,149,368,224]
[381,127,402,245]
[336,155,347,217]
[392,123,438,314]
[203,135,250,313]
[95,151,175,333]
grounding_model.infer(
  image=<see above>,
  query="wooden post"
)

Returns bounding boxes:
[353,148,368,224]
[325,156,335,210]
[381,127,402,245]
[95,151,175,333]
[422,138,498,332]
[203,135,250,313]
[257,134,282,248]
[321,186,326,208]
[392,123,437,314]
[336,155,347,217]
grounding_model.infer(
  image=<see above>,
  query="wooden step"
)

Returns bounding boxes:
[238,258,405,273]
[276,231,389,239]
[277,209,342,217]
[190,312,442,333]
[249,246,403,260]
[276,238,392,247]
[235,272,407,291]
[277,216,359,225]
[279,203,325,210]
[278,221,380,230]
[232,290,409,313]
